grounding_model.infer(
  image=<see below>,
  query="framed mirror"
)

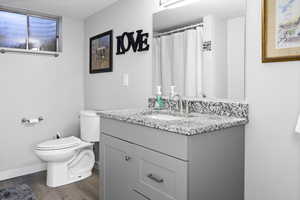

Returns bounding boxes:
[152,0,246,101]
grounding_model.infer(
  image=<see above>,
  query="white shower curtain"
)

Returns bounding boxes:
[153,27,204,97]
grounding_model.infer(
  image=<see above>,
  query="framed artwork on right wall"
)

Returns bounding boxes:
[262,0,300,62]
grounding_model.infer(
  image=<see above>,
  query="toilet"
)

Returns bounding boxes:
[35,110,100,187]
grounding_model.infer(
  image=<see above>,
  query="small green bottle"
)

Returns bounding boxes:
[155,86,164,109]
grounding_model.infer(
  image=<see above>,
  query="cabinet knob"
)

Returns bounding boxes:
[124,155,131,161]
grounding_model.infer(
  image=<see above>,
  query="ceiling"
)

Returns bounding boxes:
[0,0,119,19]
[154,0,246,32]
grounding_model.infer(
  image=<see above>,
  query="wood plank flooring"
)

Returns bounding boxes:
[0,170,99,200]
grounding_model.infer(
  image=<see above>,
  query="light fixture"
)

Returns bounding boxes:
[160,0,198,9]
[159,0,199,9]
[160,0,185,7]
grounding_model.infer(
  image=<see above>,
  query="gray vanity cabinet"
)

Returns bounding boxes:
[100,117,244,200]
[100,133,188,200]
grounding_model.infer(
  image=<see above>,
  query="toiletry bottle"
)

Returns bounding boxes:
[155,86,164,109]
[169,85,176,112]
[170,85,176,98]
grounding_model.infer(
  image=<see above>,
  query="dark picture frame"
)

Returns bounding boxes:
[90,30,113,73]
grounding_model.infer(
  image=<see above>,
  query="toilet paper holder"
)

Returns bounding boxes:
[21,116,44,125]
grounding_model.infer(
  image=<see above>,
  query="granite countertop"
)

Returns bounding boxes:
[97,109,248,136]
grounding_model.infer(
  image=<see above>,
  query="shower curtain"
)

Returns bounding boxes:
[153,27,204,97]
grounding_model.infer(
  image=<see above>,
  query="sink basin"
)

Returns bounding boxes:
[144,113,186,121]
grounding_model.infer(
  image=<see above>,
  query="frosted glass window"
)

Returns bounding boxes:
[28,16,57,52]
[0,9,60,53]
[0,11,27,49]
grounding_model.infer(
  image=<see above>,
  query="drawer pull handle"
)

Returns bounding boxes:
[147,173,164,183]
[132,189,151,200]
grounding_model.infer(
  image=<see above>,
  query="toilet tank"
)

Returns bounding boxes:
[80,110,100,142]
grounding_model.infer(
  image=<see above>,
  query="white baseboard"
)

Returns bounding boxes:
[0,163,46,181]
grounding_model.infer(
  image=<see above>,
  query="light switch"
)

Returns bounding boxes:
[295,114,300,134]
[123,73,129,86]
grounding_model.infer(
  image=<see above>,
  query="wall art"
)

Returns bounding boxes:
[90,30,113,73]
[262,0,300,62]
[116,29,149,55]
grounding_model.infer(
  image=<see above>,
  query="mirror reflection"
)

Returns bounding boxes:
[152,0,246,101]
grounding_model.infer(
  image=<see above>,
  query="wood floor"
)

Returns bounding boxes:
[0,170,99,200]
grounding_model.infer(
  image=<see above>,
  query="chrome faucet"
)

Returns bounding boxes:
[185,99,190,114]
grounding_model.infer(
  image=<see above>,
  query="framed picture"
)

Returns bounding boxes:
[90,30,113,73]
[262,0,300,62]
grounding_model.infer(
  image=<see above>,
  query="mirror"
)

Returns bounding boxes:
[152,0,246,101]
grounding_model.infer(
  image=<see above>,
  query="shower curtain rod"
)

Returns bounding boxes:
[153,22,203,38]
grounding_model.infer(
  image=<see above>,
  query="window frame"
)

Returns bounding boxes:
[0,6,62,55]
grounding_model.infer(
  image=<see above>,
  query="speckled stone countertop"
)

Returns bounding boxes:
[97,109,248,136]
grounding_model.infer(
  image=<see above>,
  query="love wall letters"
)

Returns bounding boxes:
[116,30,150,55]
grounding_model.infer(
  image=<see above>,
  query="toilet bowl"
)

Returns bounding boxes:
[35,110,100,187]
[35,136,95,187]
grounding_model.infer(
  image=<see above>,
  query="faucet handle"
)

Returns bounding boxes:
[185,100,190,114]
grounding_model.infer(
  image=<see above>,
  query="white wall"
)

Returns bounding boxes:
[212,16,228,99]
[0,17,84,175]
[84,0,158,110]
[203,15,228,99]
[84,0,300,197]
[245,0,300,200]
[227,16,245,101]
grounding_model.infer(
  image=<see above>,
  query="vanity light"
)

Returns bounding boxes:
[160,0,184,7]
[160,0,199,9]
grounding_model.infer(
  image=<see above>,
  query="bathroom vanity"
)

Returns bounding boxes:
[97,0,248,198]
[98,99,248,200]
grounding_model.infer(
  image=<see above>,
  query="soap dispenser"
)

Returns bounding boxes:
[154,86,164,110]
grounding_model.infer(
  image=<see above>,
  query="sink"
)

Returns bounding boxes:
[144,113,187,121]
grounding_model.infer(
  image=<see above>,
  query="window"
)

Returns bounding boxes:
[28,16,58,52]
[0,11,27,49]
[0,8,60,52]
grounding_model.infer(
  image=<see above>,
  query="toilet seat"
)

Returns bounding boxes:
[36,136,81,151]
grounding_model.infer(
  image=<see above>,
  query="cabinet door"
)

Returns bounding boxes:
[100,135,138,200]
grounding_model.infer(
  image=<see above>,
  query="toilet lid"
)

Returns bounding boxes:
[36,136,81,150]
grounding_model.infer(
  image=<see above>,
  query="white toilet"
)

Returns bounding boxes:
[35,110,100,187]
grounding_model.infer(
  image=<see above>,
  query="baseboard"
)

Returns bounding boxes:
[0,163,46,181]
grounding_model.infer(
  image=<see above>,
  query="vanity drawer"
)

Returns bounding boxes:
[101,118,189,161]
[135,146,188,200]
